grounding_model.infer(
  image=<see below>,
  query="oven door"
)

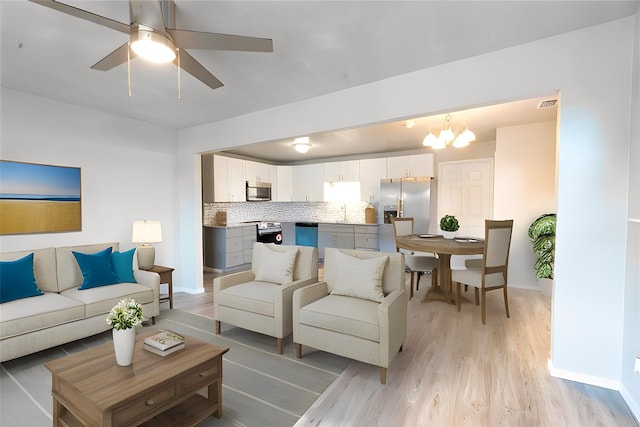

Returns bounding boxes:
[258,230,283,245]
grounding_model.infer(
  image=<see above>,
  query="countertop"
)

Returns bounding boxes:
[204,221,381,228]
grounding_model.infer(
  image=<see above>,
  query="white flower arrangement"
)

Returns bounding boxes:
[106,298,144,331]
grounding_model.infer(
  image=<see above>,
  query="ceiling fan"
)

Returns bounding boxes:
[29,0,273,90]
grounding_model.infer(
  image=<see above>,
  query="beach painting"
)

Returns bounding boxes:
[0,160,81,234]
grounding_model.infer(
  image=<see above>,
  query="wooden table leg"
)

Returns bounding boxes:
[422,254,454,304]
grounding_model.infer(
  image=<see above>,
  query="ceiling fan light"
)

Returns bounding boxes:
[422,132,437,147]
[130,30,176,63]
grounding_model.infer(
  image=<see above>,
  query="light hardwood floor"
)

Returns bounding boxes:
[171,271,638,427]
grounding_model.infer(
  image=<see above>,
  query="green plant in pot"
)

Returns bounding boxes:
[528,213,556,295]
[440,214,460,239]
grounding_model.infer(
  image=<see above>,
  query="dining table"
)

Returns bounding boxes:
[395,234,485,304]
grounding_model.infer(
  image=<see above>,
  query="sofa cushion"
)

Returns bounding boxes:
[0,292,85,339]
[254,245,298,285]
[299,294,380,342]
[218,281,276,317]
[330,251,388,302]
[73,247,120,290]
[61,283,154,318]
[0,253,43,303]
[0,247,58,293]
[56,243,119,292]
[111,248,136,283]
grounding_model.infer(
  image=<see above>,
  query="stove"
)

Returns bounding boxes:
[256,222,283,244]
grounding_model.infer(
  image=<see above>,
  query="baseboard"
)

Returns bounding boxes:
[547,359,620,390]
[173,286,204,295]
[620,383,640,425]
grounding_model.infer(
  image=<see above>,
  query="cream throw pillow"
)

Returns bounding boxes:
[331,251,388,302]
[254,245,298,285]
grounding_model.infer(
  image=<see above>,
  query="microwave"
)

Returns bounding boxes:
[246,181,272,201]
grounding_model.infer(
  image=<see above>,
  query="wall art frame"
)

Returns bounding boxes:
[0,160,82,235]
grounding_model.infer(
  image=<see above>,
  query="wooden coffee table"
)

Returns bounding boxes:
[44,330,229,427]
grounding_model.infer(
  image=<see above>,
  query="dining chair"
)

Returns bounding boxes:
[451,219,514,324]
[391,217,438,299]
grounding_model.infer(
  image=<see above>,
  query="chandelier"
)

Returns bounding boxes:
[422,114,476,149]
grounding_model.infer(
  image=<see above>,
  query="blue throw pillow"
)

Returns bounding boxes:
[111,248,137,283]
[0,253,43,303]
[73,247,119,290]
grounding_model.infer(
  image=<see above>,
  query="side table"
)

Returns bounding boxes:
[148,265,174,309]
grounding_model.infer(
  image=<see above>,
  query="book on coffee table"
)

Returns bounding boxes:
[144,342,185,356]
[144,330,185,351]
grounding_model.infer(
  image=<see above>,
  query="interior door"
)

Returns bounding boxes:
[438,159,493,237]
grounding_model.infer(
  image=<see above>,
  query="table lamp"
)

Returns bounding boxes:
[132,220,162,270]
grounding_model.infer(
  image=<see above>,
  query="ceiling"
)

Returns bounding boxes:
[1,1,638,161]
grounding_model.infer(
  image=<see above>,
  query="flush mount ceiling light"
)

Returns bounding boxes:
[422,114,476,149]
[130,28,176,63]
[292,137,312,153]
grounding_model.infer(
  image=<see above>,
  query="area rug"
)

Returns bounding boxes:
[0,309,350,427]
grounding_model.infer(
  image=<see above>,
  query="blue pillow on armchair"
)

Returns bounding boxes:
[0,253,43,303]
[111,248,137,283]
[73,247,119,290]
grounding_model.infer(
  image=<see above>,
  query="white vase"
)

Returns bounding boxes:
[442,231,456,239]
[112,328,136,366]
[539,277,554,297]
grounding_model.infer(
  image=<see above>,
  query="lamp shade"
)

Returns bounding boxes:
[132,221,162,244]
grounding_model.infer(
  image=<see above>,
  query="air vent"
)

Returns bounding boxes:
[538,99,558,108]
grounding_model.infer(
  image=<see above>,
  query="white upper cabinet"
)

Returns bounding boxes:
[359,158,387,203]
[386,153,434,178]
[292,164,324,201]
[213,155,246,202]
[323,160,360,182]
[245,160,273,184]
[276,165,293,201]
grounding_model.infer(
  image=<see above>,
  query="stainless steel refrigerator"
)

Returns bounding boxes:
[379,177,433,234]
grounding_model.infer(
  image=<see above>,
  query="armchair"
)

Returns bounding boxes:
[214,243,318,354]
[293,248,406,384]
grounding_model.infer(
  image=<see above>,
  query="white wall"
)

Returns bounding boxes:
[495,121,557,290]
[178,14,637,416]
[0,88,178,274]
[621,7,640,419]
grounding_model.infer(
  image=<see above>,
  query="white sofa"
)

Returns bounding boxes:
[0,242,160,362]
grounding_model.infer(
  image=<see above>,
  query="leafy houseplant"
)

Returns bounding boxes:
[106,298,144,330]
[440,214,460,239]
[107,298,144,366]
[528,214,556,280]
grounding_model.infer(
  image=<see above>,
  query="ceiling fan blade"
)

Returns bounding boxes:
[28,0,130,33]
[175,49,223,90]
[168,29,273,52]
[130,0,167,34]
[91,42,136,71]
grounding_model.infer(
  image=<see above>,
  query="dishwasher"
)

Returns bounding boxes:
[295,222,318,247]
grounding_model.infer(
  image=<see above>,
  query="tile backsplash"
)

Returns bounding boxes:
[203,201,370,225]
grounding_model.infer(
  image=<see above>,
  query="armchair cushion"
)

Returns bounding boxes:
[331,251,388,302]
[217,280,277,317]
[299,294,380,342]
[254,244,298,285]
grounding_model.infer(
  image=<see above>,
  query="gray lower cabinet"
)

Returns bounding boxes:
[204,225,257,270]
[354,225,379,251]
[318,224,355,259]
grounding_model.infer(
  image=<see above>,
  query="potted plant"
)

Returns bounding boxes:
[107,298,144,366]
[439,214,460,239]
[528,213,556,296]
